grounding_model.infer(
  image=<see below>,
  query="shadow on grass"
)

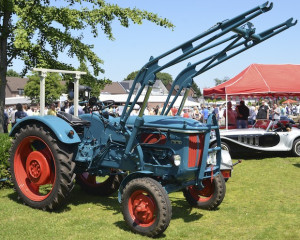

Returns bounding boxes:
[113,220,167,238]
[6,185,120,214]
[68,185,121,214]
[170,196,204,222]
[293,163,300,168]
[7,185,204,235]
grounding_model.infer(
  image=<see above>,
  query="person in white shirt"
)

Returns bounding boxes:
[26,105,33,116]
[272,104,280,123]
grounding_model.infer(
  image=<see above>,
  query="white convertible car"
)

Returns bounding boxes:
[210,120,300,157]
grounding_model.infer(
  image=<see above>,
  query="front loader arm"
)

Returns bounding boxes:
[161,17,297,116]
[119,1,297,160]
[120,1,274,123]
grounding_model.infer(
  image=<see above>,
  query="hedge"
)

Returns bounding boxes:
[0,133,12,188]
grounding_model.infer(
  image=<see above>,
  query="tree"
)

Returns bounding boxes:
[124,70,173,85]
[77,62,111,97]
[0,1,174,132]
[124,71,139,81]
[6,69,20,77]
[214,76,230,86]
[24,72,64,105]
[156,72,173,86]
[124,70,201,97]
[191,82,202,98]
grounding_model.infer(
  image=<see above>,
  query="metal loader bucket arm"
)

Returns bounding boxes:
[119,1,296,158]
[161,15,297,116]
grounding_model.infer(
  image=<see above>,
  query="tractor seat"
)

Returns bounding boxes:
[57,111,90,127]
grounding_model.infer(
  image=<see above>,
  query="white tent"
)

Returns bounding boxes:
[5,96,31,105]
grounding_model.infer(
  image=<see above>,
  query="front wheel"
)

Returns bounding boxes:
[121,177,172,237]
[183,173,226,210]
[10,124,76,210]
[291,139,300,157]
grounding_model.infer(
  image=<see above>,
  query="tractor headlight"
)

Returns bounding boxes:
[207,152,217,165]
[172,155,181,166]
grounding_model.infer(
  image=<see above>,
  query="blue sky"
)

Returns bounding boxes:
[12,0,300,91]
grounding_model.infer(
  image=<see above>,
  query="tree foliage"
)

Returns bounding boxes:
[214,76,230,86]
[0,0,174,132]
[24,72,64,105]
[191,82,202,98]
[6,69,20,77]
[124,70,201,97]
[77,62,111,97]
[156,72,173,86]
[124,71,139,81]
[124,70,173,85]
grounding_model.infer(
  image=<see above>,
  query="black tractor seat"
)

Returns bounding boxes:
[57,111,91,127]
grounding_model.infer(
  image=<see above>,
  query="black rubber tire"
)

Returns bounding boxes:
[183,173,226,210]
[76,170,124,196]
[10,124,76,210]
[291,139,300,157]
[121,177,172,237]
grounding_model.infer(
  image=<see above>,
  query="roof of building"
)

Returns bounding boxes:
[100,82,127,94]
[6,77,29,92]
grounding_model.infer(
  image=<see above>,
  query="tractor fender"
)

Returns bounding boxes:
[118,171,153,203]
[9,116,81,144]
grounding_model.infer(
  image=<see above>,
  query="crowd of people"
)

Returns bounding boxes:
[3,99,300,132]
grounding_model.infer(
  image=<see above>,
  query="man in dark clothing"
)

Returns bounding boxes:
[256,100,269,120]
[3,112,8,133]
[236,101,249,128]
[13,103,28,127]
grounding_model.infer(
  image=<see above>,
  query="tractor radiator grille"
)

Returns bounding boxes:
[188,134,204,168]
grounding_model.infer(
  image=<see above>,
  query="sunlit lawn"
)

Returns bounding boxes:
[0,156,299,240]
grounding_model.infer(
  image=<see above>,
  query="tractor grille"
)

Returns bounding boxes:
[188,134,204,168]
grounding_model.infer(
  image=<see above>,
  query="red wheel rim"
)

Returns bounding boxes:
[78,172,107,188]
[128,190,157,227]
[14,136,55,201]
[188,179,214,202]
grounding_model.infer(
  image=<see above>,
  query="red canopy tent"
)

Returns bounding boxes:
[203,64,300,129]
[203,64,300,98]
[282,99,297,104]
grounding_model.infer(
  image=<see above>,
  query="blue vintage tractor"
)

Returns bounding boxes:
[9,2,296,237]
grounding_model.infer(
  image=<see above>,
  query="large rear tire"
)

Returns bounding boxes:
[121,177,172,237]
[183,173,226,210]
[76,170,124,196]
[10,124,76,210]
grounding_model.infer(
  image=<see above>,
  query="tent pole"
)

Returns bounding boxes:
[226,94,228,130]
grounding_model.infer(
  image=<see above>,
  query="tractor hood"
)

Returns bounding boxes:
[126,115,207,133]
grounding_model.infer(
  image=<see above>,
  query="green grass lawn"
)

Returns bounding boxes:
[0,157,299,240]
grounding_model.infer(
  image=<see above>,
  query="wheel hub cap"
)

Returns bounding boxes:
[132,194,155,224]
[26,151,51,185]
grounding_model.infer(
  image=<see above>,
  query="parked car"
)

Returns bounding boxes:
[247,116,296,128]
[210,120,300,157]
